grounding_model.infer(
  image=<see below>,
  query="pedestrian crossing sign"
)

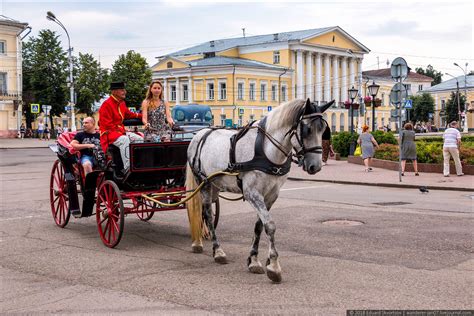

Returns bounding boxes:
[31,104,40,114]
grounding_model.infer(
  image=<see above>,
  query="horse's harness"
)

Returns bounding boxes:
[190,109,327,187]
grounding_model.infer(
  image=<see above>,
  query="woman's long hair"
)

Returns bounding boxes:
[145,81,164,110]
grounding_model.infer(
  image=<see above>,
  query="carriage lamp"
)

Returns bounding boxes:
[348,86,359,155]
[47,11,76,131]
[367,81,380,131]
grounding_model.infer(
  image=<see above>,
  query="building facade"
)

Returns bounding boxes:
[0,15,29,137]
[152,26,371,131]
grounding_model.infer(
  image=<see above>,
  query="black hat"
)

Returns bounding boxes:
[110,81,125,90]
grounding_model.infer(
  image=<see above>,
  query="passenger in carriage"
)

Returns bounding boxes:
[141,80,174,142]
[70,117,100,175]
[99,81,143,174]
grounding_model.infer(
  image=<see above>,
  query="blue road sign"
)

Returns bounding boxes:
[31,104,40,114]
[404,99,413,109]
[267,106,273,112]
[65,106,72,111]
[224,119,233,128]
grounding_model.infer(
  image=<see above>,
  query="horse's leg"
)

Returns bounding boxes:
[202,187,227,264]
[247,217,265,274]
[245,191,282,283]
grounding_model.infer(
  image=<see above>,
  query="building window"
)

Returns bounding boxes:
[219,82,227,100]
[441,100,446,110]
[237,82,244,100]
[271,85,277,101]
[260,83,266,101]
[281,85,287,102]
[340,113,345,132]
[182,84,188,101]
[418,84,423,91]
[167,61,173,68]
[220,114,226,126]
[207,82,214,100]
[273,51,280,64]
[170,84,176,101]
[0,41,5,54]
[249,83,255,101]
[331,113,336,132]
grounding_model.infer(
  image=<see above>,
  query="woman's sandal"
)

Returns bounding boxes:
[415,172,419,176]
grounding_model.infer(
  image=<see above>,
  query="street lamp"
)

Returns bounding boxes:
[454,62,468,132]
[367,81,380,131]
[47,11,76,131]
[348,86,359,155]
[445,73,461,127]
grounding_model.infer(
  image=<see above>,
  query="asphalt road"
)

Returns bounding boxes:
[0,148,473,315]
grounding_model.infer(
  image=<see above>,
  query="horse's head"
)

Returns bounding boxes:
[292,99,333,175]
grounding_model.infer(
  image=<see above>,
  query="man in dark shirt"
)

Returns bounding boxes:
[70,117,100,175]
[322,125,333,165]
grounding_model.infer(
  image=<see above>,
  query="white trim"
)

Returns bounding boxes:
[289,43,365,58]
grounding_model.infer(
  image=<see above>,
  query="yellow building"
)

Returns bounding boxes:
[422,75,473,131]
[0,15,29,138]
[151,26,370,130]
[361,68,434,131]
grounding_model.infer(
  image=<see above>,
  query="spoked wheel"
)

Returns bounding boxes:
[136,199,155,221]
[96,180,124,248]
[50,159,70,228]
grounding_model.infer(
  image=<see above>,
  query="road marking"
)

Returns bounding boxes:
[0,215,45,222]
[281,184,334,192]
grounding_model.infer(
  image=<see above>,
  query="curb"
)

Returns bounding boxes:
[287,177,473,192]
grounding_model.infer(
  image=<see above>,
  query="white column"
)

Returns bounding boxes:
[176,78,180,103]
[315,53,322,103]
[341,56,348,102]
[332,56,339,105]
[291,50,296,100]
[306,52,313,100]
[324,54,331,102]
[349,58,355,89]
[188,76,193,103]
[296,50,304,99]
[357,59,364,129]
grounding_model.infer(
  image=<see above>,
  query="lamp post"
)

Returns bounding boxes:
[348,86,359,155]
[446,73,461,127]
[367,81,380,131]
[47,11,76,131]
[454,62,468,132]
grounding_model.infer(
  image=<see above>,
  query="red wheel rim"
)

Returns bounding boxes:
[96,181,124,248]
[137,199,154,221]
[50,160,70,227]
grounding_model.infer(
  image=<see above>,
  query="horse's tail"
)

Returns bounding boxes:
[185,163,203,251]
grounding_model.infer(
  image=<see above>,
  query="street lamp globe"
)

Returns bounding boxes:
[367,81,380,131]
[349,86,358,102]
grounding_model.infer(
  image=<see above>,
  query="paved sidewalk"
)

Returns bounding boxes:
[1,138,472,191]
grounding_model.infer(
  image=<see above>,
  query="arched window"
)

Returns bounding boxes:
[339,113,345,132]
[331,113,336,132]
[167,61,173,68]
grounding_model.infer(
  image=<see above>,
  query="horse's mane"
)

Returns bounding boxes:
[266,99,306,131]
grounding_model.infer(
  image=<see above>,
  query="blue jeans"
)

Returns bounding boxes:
[80,155,96,167]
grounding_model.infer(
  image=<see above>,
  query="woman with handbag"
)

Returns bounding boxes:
[357,125,379,172]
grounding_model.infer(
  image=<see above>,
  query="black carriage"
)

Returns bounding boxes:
[49,120,219,248]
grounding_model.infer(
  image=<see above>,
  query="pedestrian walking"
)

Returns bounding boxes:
[37,121,44,140]
[321,125,334,165]
[400,123,419,176]
[19,123,25,139]
[44,124,51,140]
[357,125,379,172]
[56,124,63,138]
[443,121,464,177]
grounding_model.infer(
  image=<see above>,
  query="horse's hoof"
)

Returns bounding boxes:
[214,248,227,264]
[266,269,282,283]
[248,264,265,274]
[192,245,203,253]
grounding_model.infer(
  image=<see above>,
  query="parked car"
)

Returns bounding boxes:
[172,104,213,140]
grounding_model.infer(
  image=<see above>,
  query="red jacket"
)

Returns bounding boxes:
[99,96,142,152]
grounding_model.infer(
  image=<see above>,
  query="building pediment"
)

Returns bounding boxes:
[151,56,190,71]
[301,27,369,53]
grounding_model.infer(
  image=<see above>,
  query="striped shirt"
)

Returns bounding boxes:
[443,128,461,148]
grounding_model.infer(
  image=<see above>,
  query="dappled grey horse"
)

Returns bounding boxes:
[186,98,333,283]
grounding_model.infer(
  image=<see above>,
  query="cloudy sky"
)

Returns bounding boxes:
[2,0,472,79]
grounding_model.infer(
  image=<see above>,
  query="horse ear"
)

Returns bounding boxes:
[318,100,335,113]
[304,98,314,114]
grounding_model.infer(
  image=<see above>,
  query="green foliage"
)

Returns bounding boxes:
[374,144,399,161]
[415,65,442,85]
[409,93,435,123]
[371,130,398,145]
[331,132,359,157]
[75,53,110,115]
[415,141,443,163]
[445,91,466,125]
[22,30,68,122]
[110,50,152,109]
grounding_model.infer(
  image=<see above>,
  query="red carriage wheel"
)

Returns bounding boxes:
[96,180,124,248]
[50,159,70,228]
[136,199,155,221]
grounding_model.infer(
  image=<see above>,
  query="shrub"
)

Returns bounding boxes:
[332,131,359,157]
[374,144,398,161]
[371,130,398,145]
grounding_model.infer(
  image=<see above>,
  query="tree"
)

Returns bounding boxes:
[445,91,466,126]
[75,53,110,115]
[110,50,152,109]
[409,93,435,123]
[415,65,442,85]
[22,30,68,128]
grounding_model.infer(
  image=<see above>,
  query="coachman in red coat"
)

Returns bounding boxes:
[99,82,143,171]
